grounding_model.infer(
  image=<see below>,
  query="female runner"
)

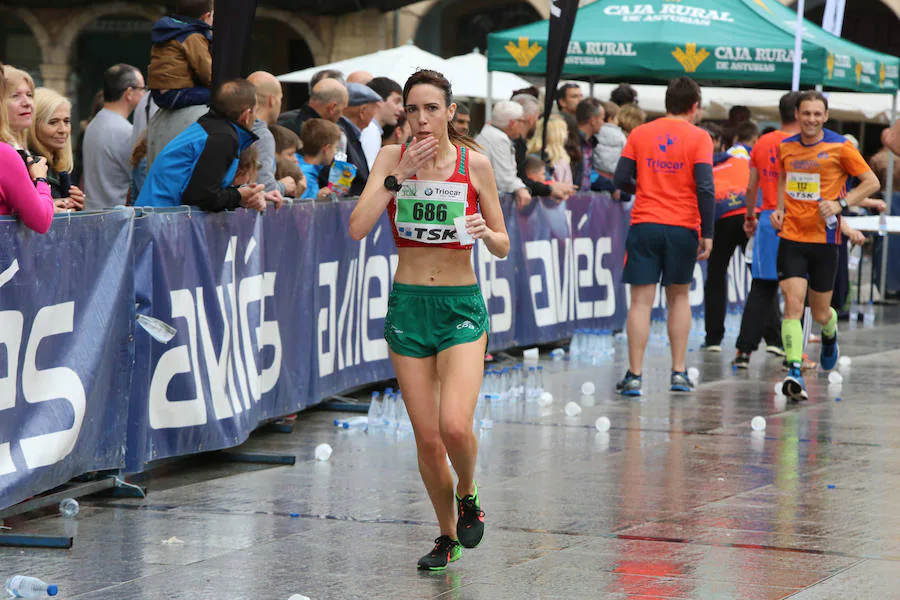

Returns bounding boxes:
[349,69,509,570]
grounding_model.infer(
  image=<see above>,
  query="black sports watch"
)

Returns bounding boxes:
[838,198,849,210]
[384,174,402,193]
[34,177,49,185]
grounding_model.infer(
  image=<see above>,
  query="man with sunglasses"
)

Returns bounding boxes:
[83,63,147,210]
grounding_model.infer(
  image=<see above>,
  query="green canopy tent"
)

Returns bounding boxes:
[486,0,899,93]
[487,0,900,307]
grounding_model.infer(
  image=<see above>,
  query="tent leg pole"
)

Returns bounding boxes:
[486,71,493,122]
[879,91,897,302]
[791,0,805,91]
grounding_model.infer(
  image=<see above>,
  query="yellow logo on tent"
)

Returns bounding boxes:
[855,60,863,84]
[752,0,772,14]
[880,62,886,86]
[672,43,709,73]
[827,53,835,79]
[505,37,543,68]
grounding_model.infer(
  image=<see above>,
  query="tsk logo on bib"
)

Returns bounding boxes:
[786,172,821,201]
[396,180,468,243]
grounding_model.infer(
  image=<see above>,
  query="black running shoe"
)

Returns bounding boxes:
[732,351,751,369]
[456,485,485,548]
[417,535,462,571]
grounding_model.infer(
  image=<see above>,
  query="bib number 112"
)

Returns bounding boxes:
[412,202,447,222]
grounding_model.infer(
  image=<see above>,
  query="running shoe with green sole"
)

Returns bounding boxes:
[417,536,462,571]
[456,484,485,548]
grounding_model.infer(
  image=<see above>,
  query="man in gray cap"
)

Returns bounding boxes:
[338,81,383,196]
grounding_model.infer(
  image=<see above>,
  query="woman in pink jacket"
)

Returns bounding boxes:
[1,62,53,233]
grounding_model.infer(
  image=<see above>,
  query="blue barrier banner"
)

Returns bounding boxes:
[0,211,134,510]
[2,193,753,503]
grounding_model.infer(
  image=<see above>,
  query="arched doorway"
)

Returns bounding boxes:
[415,0,543,58]
[242,17,315,110]
[71,14,154,125]
[0,9,45,83]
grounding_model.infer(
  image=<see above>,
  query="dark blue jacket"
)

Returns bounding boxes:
[151,15,212,45]
[136,110,257,211]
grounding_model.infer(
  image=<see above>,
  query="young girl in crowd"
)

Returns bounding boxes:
[527,117,573,185]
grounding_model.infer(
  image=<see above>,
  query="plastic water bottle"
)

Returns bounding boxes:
[367,391,383,429]
[395,393,413,433]
[382,390,398,429]
[5,576,58,598]
[569,329,583,361]
[480,394,494,430]
[825,213,837,230]
[536,365,545,396]
[525,366,538,400]
[59,498,79,518]
[744,236,754,264]
[864,303,876,327]
[501,368,512,401]
[848,303,859,329]
[550,348,565,361]
[333,416,368,430]
[879,213,888,237]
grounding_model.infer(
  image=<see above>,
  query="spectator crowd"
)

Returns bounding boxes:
[1,0,896,294]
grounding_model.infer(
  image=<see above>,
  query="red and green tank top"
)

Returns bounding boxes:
[387,144,480,250]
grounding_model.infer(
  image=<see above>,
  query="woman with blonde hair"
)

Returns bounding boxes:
[526,117,573,184]
[0,62,54,233]
[3,66,35,149]
[617,103,646,137]
[27,87,86,210]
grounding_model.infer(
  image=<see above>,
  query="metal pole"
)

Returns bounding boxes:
[486,71,493,123]
[791,0,806,91]
[879,91,897,300]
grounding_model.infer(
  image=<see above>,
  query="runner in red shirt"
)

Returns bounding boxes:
[613,77,714,395]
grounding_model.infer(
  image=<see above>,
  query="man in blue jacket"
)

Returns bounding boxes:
[136,78,269,212]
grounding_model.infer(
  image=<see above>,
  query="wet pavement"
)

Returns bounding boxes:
[3,309,900,599]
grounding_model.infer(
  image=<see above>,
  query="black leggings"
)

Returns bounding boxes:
[736,279,783,354]
[704,214,747,345]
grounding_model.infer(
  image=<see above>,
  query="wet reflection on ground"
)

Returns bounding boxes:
[3,312,900,598]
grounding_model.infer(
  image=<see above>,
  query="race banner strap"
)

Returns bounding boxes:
[542,0,580,160]
[211,0,260,85]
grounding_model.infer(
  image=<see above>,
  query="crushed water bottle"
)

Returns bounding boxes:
[59,498,79,518]
[5,576,58,598]
[366,391,383,429]
[744,236,754,264]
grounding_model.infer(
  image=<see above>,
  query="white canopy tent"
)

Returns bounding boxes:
[277,43,531,103]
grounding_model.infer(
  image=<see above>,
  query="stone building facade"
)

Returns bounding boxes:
[0,0,897,115]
